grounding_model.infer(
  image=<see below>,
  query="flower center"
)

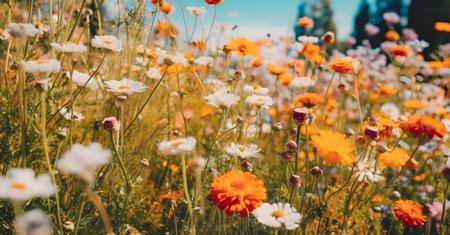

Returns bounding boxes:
[238,45,247,52]
[103,40,113,45]
[36,59,49,64]
[238,146,248,152]
[230,181,246,191]
[11,182,27,190]
[257,98,265,102]
[172,140,185,147]
[118,85,130,90]
[253,84,261,89]
[271,210,285,218]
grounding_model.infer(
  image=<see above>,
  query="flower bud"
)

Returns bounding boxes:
[286,140,298,152]
[310,167,323,176]
[390,191,401,199]
[440,166,450,181]
[345,128,355,136]
[172,130,180,136]
[115,95,127,107]
[241,161,252,172]
[293,107,310,125]
[281,151,293,162]
[189,156,206,173]
[322,31,335,44]
[375,142,391,154]
[354,136,367,146]
[364,126,379,140]
[289,175,301,187]
[368,116,379,126]
[289,128,297,136]
[56,127,67,140]
[102,117,120,132]
[234,70,246,80]
[273,122,283,131]
[164,57,174,66]
[338,82,348,92]
[35,79,50,92]
[63,221,75,231]
[140,159,149,166]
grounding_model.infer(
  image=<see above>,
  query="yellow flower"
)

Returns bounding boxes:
[311,130,356,166]
[224,37,259,57]
[379,148,407,169]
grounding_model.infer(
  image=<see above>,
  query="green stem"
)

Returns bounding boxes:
[181,154,196,234]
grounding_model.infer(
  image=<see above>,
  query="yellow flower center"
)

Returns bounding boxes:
[253,84,261,89]
[103,40,113,45]
[11,182,27,190]
[271,210,285,218]
[118,85,130,90]
[0,29,3,34]
[35,22,43,28]
[171,140,185,147]
[257,98,265,102]
[36,59,49,64]
[238,146,248,152]
[230,181,246,191]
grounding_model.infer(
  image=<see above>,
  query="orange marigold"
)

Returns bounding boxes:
[158,2,175,14]
[385,30,400,41]
[394,200,427,228]
[328,58,354,74]
[379,148,407,169]
[205,0,223,5]
[379,84,397,96]
[391,45,410,57]
[209,170,267,217]
[279,73,294,86]
[224,37,259,57]
[428,61,444,71]
[298,17,314,28]
[399,115,447,139]
[301,43,320,57]
[311,130,356,166]
[294,93,324,108]
[403,100,426,110]
[267,64,289,76]
[251,57,264,68]
[159,190,184,204]
[434,22,450,32]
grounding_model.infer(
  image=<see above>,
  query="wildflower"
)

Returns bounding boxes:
[383,12,400,24]
[328,58,354,74]
[16,209,51,235]
[158,137,197,155]
[390,191,401,199]
[289,175,301,187]
[434,22,450,32]
[353,162,384,183]
[253,203,302,230]
[68,70,98,90]
[364,126,379,140]
[224,37,259,57]
[102,117,120,132]
[251,57,264,67]
[204,89,240,108]
[322,31,335,44]
[0,28,10,40]
[440,166,450,181]
[186,6,207,16]
[159,190,184,204]
[267,64,289,76]
[104,78,147,96]
[0,168,55,202]
[7,23,38,37]
[311,130,356,166]
[379,148,407,169]
[63,221,75,232]
[364,116,399,140]
[59,107,84,121]
[292,108,310,125]
[154,47,187,66]
[297,36,319,44]
[34,78,51,92]
[385,30,400,41]
[281,152,293,161]
[298,17,313,28]
[23,59,61,78]
[289,76,315,89]
[294,93,323,108]
[399,115,447,139]
[158,2,175,14]
[51,42,87,53]
[380,103,400,121]
[146,67,162,79]
[56,127,67,140]
[91,35,122,52]
[391,45,411,57]
[310,167,323,176]
[245,95,273,109]
[286,140,298,152]
[365,23,380,37]
[243,84,269,95]
[403,100,426,110]
[57,143,111,181]
[224,142,261,158]
[394,200,427,228]
[241,162,253,172]
[193,56,213,66]
[205,0,223,5]
[209,170,267,217]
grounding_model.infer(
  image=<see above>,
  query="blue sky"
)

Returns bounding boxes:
[120,0,362,41]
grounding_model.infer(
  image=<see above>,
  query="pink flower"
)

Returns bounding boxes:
[380,41,397,53]
[402,28,418,41]
[346,36,356,45]
[383,12,400,24]
[102,117,120,132]
[365,24,380,37]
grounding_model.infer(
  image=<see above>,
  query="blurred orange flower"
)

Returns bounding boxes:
[379,148,407,169]
[294,93,324,108]
[385,30,400,41]
[267,64,289,76]
[391,45,410,57]
[403,100,426,110]
[298,17,314,28]
[224,37,259,57]
[158,2,175,14]
[329,58,354,74]
[251,57,264,68]
[434,22,450,32]
[311,130,356,166]
[205,0,223,5]
[399,115,447,139]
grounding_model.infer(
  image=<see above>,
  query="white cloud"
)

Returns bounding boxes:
[228,11,239,18]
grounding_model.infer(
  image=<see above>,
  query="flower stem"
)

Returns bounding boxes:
[320,72,335,129]
[181,154,196,235]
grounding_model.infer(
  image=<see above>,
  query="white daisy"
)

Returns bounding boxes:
[16,209,51,235]
[0,28,10,40]
[7,23,38,37]
[68,70,98,90]
[0,168,55,202]
[51,42,87,53]
[158,137,197,155]
[243,84,269,95]
[380,103,400,121]
[104,78,147,96]
[289,76,315,89]
[56,143,111,181]
[204,89,240,108]
[297,35,319,44]
[154,47,188,66]
[186,6,207,16]
[22,59,61,78]
[224,142,261,158]
[353,161,384,183]
[253,203,302,230]
[91,35,122,52]
[246,94,273,109]
[193,56,214,66]
[146,67,162,80]
[59,107,85,121]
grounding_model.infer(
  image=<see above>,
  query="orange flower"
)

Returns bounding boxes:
[159,190,183,204]
[301,43,320,57]
[209,170,267,217]
[399,115,447,139]
[190,39,207,51]
[298,17,314,28]
[394,200,427,228]
[205,0,223,5]
[428,61,444,70]
[294,93,324,108]
[279,73,294,86]
[379,84,397,96]
[379,148,407,169]
[251,57,264,68]
[385,30,400,41]
[403,100,426,110]
[391,45,410,57]
[158,2,175,14]
[267,64,289,76]
[434,22,450,32]
[328,58,354,74]
[311,130,356,166]
[224,37,259,57]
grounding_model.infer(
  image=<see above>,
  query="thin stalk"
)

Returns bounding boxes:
[87,189,113,234]
[320,72,335,128]
[293,124,302,174]
[181,154,196,234]
[353,72,363,132]
[204,108,230,169]
[335,91,344,132]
